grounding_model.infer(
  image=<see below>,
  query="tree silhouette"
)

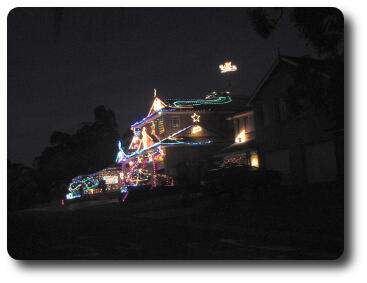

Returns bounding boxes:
[247,8,344,128]
[33,105,120,202]
[247,8,343,58]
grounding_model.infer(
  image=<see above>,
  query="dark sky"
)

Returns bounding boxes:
[8,8,313,166]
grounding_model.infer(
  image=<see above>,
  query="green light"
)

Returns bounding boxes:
[172,96,232,107]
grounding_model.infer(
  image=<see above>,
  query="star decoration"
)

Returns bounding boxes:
[191,112,200,122]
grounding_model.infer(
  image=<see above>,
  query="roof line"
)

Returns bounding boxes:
[248,56,281,105]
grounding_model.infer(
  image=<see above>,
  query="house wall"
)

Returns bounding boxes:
[252,61,340,184]
[136,110,234,142]
[163,144,223,179]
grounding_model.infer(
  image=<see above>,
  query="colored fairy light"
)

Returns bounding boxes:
[141,127,154,149]
[172,96,232,107]
[152,155,157,188]
[66,192,81,200]
[191,113,200,122]
[131,108,176,128]
[115,124,212,163]
[219,61,238,73]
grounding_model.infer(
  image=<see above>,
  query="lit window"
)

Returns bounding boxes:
[250,152,259,168]
[235,130,246,143]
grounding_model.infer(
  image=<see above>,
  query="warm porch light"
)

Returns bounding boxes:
[235,130,246,143]
[192,125,202,134]
[251,153,259,168]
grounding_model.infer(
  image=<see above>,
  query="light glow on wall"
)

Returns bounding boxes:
[192,125,202,134]
[251,153,259,168]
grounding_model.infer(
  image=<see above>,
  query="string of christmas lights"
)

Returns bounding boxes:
[131,108,176,128]
[172,96,232,107]
[115,125,212,163]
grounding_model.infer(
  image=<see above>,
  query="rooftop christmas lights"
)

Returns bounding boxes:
[172,96,232,107]
[219,61,238,73]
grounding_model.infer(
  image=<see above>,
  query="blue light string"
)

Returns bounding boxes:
[116,125,212,162]
[131,108,176,128]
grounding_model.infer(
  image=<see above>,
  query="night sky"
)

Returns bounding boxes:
[8,8,313,166]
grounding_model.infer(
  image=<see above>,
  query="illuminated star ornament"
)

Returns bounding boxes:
[191,112,200,122]
[219,61,238,73]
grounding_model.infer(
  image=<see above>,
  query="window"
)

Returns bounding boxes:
[243,116,249,132]
[247,114,255,132]
[239,117,245,132]
[171,118,180,128]
[158,119,165,134]
[250,151,259,168]
[233,119,239,135]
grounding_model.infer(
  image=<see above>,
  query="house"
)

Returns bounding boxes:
[115,55,343,187]
[247,55,343,185]
[115,91,247,186]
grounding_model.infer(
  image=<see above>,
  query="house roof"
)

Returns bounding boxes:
[248,55,331,105]
[131,92,250,128]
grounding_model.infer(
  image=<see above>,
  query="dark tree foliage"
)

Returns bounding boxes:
[291,8,344,58]
[247,8,283,39]
[247,8,344,127]
[8,160,40,211]
[247,7,343,58]
[50,131,71,145]
[286,60,329,116]
[285,56,344,129]
[33,105,120,202]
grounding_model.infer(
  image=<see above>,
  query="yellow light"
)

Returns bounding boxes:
[153,97,165,112]
[191,112,200,122]
[192,125,202,134]
[235,130,246,143]
[251,153,259,168]
[219,61,238,73]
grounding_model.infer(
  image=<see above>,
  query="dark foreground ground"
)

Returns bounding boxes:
[8,184,344,260]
